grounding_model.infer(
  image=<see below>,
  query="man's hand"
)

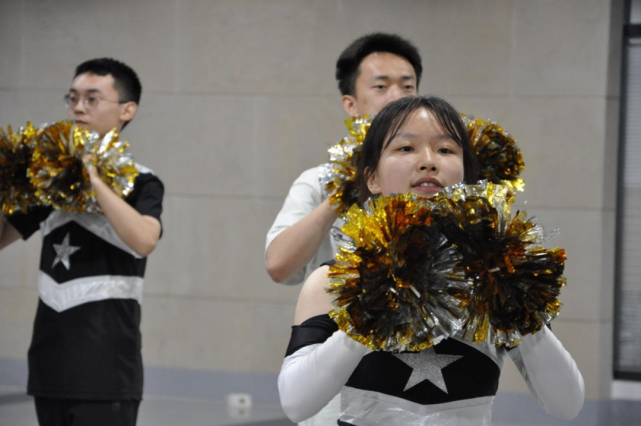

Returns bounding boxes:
[83,154,101,186]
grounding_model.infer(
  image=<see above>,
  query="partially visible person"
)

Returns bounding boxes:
[0,58,164,426]
[265,33,423,286]
[278,96,585,425]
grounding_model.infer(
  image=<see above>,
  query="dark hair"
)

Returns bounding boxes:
[355,96,479,205]
[336,33,423,97]
[74,58,142,129]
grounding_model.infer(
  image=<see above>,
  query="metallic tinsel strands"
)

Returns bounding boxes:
[28,121,138,213]
[0,123,38,214]
[319,115,371,218]
[461,114,525,193]
[328,182,567,351]
[327,193,473,352]
[432,181,565,347]
[28,121,94,212]
[90,128,138,200]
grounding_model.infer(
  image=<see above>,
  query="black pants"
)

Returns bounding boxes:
[34,397,140,426]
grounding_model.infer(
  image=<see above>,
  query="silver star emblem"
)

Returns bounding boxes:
[52,233,81,270]
[394,348,463,393]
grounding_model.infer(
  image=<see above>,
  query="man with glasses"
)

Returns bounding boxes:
[0,58,163,426]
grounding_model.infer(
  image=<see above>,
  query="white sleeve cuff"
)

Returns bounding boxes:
[509,326,585,420]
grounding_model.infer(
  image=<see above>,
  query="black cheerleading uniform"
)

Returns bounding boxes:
[279,313,584,425]
[6,166,163,401]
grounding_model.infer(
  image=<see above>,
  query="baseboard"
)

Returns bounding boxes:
[2,357,641,425]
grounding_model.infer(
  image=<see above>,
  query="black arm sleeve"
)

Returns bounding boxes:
[285,314,338,357]
[5,206,53,240]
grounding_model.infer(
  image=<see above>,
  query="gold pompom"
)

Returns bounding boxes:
[327,193,472,352]
[432,182,565,347]
[88,128,138,199]
[328,182,566,350]
[462,115,525,193]
[0,123,39,214]
[28,121,138,213]
[319,115,371,217]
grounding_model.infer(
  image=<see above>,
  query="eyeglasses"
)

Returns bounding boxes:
[63,93,128,110]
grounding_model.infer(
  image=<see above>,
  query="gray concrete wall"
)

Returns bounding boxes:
[0,0,623,402]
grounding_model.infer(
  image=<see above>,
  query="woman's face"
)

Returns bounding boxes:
[367,108,465,198]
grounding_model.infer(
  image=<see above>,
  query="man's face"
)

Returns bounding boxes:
[345,52,418,117]
[67,72,131,136]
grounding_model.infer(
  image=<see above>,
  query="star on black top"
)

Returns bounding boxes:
[394,349,463,393]
[52,232,81,270]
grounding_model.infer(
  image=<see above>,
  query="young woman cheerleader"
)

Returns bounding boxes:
[278,96,584,426]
